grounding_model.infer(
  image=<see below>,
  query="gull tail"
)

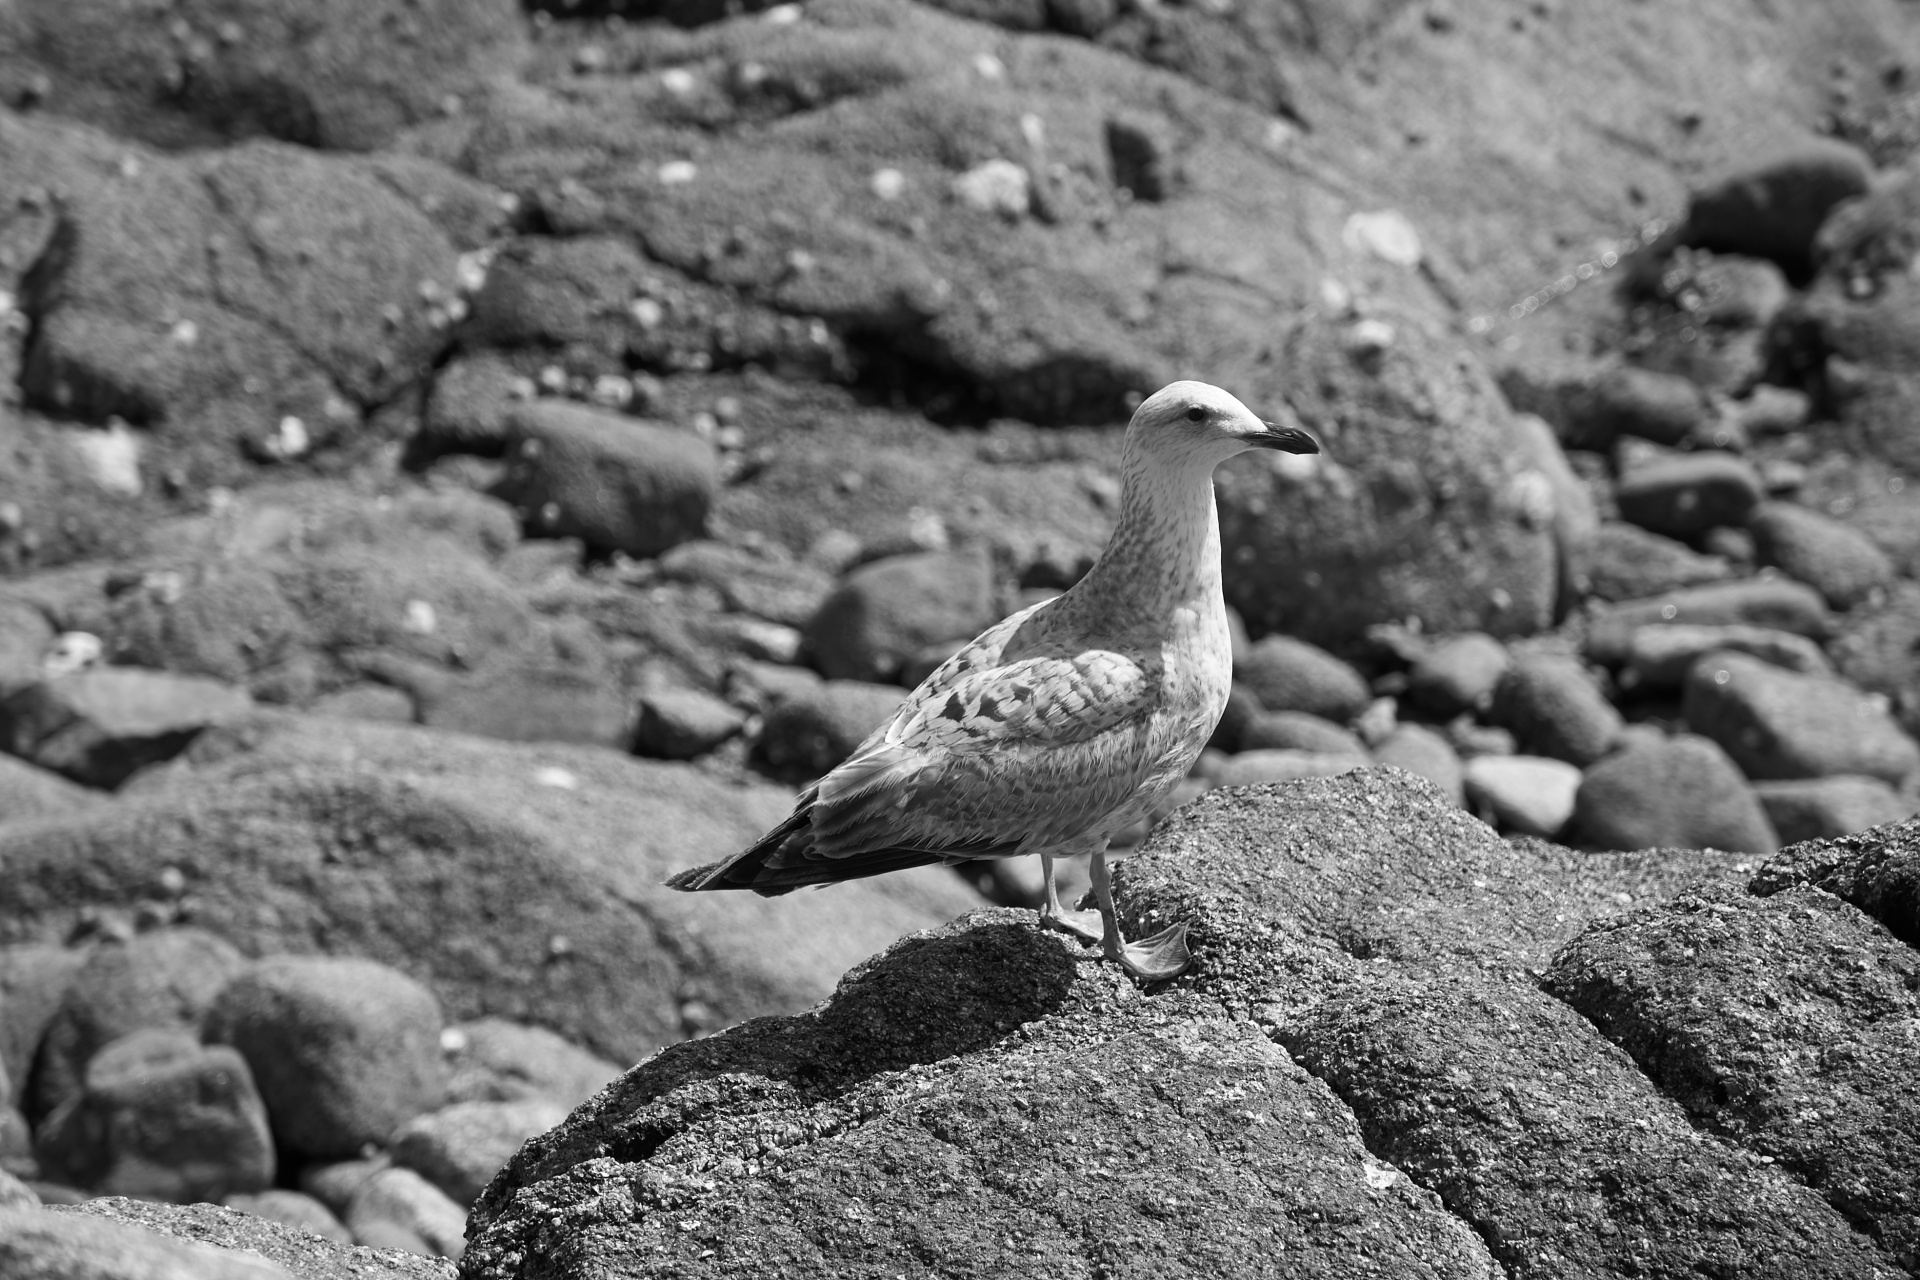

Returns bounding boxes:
[664,785,959,896]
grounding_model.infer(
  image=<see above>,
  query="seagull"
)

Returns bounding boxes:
[667,381,1320,979]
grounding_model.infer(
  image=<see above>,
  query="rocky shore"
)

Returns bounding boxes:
[2,1,1919,1277]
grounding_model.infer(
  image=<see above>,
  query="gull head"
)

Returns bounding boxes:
[1126,380,1320,469]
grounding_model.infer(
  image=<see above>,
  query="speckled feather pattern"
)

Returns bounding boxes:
[672,383,1290,894]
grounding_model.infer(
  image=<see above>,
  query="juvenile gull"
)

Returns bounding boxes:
[667,381,1319,979]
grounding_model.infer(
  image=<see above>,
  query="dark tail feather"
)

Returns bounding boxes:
[664,790,952,896]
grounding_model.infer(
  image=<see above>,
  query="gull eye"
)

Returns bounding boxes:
[1184,405,1206,422]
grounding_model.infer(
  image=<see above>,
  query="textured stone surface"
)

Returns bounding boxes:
[1683,649,1920,784]
[203,955,447,1163]
[1547,881,1920,1266]
[0,713,981,1065]
[1488,652,1622,768]
[34,1027,273,1203]
[1571,734,1778,855]
[1234,633,1371,724]
[1,668,253,788]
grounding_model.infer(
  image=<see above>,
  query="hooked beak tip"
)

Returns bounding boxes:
[1251,422,1321,455]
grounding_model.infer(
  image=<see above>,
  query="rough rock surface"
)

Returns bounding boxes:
[466,771,1908,1279]
[67,1195,456,1278]
[0,712,981,1064]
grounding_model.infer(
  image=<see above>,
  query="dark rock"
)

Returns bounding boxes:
[1617,622,1831,692]
[34,1028,273,1203]
[343,1166,466,1258]
[1502,361,1709,449]
[0,0,525,152]
[1104,111,1179,201]
[500,403,717,559]
[1585,578,1831,665]
[1683,649,1920,784]
[1614,453,1764,539]
[1748,500,1895,609]
[1545,880,1920,1263]
[1683,138,1873,269]
[1218,312,1559,648]
[1236,709,1368,757]
[30,930,246,1122]
[632,687,746,760]
[1582,521,1734,603]
[441,1019,622,1110]
[0,713,980,1065]
[1572,733,1778,854]
[1281,969,1885,1280]
[418,354,526,460]
[1463,754,1582,838]
[751,679,904,781]
[1488,652,1622,767]
[801,547,997,684]
[1370,723,1464,806]
[221,1189,352,1245]
[202,955,447,1163]
[3,115,469,478]
[0,947,89,1117]
[1833,583,1920,737]
[1749,815,1920,947]
[0,668,254,788]
[1403,631,1509,718]
[465,915,1497,1279]
[98,564,307,691]
[1235,633,1370,723]
[1753,776,1912,845]
[391,1098,569,1208]
[0,1203,294,1280]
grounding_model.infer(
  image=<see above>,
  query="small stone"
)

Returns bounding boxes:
[1683,650,1920,784]
[1488,653,1622,767]
[1616,454,1765,538]
[950,160,1030,219]
[657,160,698,186]
[1748,501,1894,610]
[1463,754,1582,837]
[1571,733,1778,854]
[633,687,747,760]
[1236,635,1371,724]
[870,168,907,201]
[1371,723,1464,805]
[1341,210,1423,268]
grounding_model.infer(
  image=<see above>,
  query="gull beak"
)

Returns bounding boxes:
[1246,421,1321,455]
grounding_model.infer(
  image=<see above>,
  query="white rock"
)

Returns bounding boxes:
[870,168,907,201]
[69,420,143,496]
[1463,754,1582,838]
[950,159,1030,219]
[657,160,698,186]
[403,600,438,635]
[42,631,103,678]
[1342,210,1424,268]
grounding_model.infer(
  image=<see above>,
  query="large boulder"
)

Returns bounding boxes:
[0,712,981,1064]
[1682,650,1920,785]
[1571,733,1778,855]
[0,113,478,483]
[203,956,447,1163]
[0,668,254,788]
[467,770,1893,1278]
[33,1027,273,1203]
[0,0,526,152]
[1680,140,1874,269]
[497,403,717,558]
[1217,311,1561,648]
[29,929,247,1121]
[802,547,998,684]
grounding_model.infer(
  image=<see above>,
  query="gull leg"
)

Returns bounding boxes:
[1089,850,1189,981]
[1036,851,1104,943]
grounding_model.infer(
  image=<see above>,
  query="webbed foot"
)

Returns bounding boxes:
[1037,906,1106,944]
[1107,922,1191,982]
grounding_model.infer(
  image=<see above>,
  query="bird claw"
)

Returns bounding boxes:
[1109,922,1191,982]
[1038,906,1106,944]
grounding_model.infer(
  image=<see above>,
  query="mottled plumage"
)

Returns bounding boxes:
[668,381,1319,978]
